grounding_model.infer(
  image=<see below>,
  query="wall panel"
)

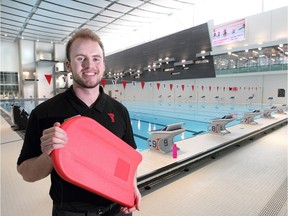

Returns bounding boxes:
[105,23,215,82]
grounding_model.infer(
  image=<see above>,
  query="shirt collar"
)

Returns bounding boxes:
[66,85,107,113]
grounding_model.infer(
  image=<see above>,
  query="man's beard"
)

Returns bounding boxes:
[72,73,102,89]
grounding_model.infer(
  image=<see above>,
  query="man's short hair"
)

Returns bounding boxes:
[66,28,105,61]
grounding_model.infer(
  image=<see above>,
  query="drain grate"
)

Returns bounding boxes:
[258,178,287,216]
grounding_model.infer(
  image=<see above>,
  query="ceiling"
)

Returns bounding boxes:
[1,0,199,44]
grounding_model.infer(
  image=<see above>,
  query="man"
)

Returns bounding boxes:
[17,28,141,216]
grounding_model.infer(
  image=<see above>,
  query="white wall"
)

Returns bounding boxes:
[54,44,66,62]
[104,72,287,105]
[20,40,35,73]
[0,41,19,72]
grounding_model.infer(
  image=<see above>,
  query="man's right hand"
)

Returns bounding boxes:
[40,122,68,156]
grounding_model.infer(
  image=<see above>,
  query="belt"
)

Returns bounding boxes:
[53,203,118,216]
[92,203,116,215]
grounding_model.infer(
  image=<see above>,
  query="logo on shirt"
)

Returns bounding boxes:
[107,113,115,123]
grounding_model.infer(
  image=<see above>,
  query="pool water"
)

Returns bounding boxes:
[1,99,270,151]
[121,100,270,151]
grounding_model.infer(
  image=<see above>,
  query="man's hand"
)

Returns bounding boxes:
[120,187,141,214]
[40,122,68,155]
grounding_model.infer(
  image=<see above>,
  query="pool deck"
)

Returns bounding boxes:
[2,108,287,216]
[1,107,287,187]
[137,112,287,185]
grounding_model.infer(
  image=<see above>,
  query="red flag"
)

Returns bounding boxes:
[217,86,219,91]
[141,82,145,89]
[209,86,211,91]
[181,84,185,91]
[170,83,173,91]
[201,85,204,91]
[44,74,52,85]
[192,85,194,91]
[157,83,160,90]
[101,79,106,88]
[122,81,127,89]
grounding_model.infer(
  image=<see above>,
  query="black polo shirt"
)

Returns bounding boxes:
[17,86,137,209]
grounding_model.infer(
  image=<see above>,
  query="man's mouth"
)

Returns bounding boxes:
[82,71,98,76]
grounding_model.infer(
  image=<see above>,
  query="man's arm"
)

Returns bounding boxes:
[121,173,141,213]
[17,153,53,182]
[17,122,67,182]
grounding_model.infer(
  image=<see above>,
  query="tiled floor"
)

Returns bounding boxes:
[1,111,287,216]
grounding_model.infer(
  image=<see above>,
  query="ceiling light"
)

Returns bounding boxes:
[153,57,175,64]
[174,60,193,67]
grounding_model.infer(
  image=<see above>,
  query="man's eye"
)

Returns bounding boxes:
[77,57,85,62]
[93,57,100,62]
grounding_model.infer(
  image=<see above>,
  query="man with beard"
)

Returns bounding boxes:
[17,28,141,216]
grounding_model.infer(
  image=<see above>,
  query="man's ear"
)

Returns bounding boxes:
[65,61,71,72]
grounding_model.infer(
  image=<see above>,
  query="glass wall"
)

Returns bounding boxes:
[0,72,19,98]
[214,44,288,75]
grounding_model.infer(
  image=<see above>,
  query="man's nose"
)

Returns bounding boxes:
[82,58,92,68]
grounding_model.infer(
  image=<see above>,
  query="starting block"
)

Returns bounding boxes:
[262,106,277,118]
[208,114,235,135]
[230,96,235,104]
[241,110,262,124]
[147,123,185,153]
[276,104,287,114]
[267,97,273,105]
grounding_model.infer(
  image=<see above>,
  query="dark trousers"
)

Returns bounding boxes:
[52,204,132,216]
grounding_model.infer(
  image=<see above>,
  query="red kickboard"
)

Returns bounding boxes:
[51,116,142,207]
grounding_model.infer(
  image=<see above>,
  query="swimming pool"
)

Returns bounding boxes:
[121,100,271,151]
[1,98,270,151]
